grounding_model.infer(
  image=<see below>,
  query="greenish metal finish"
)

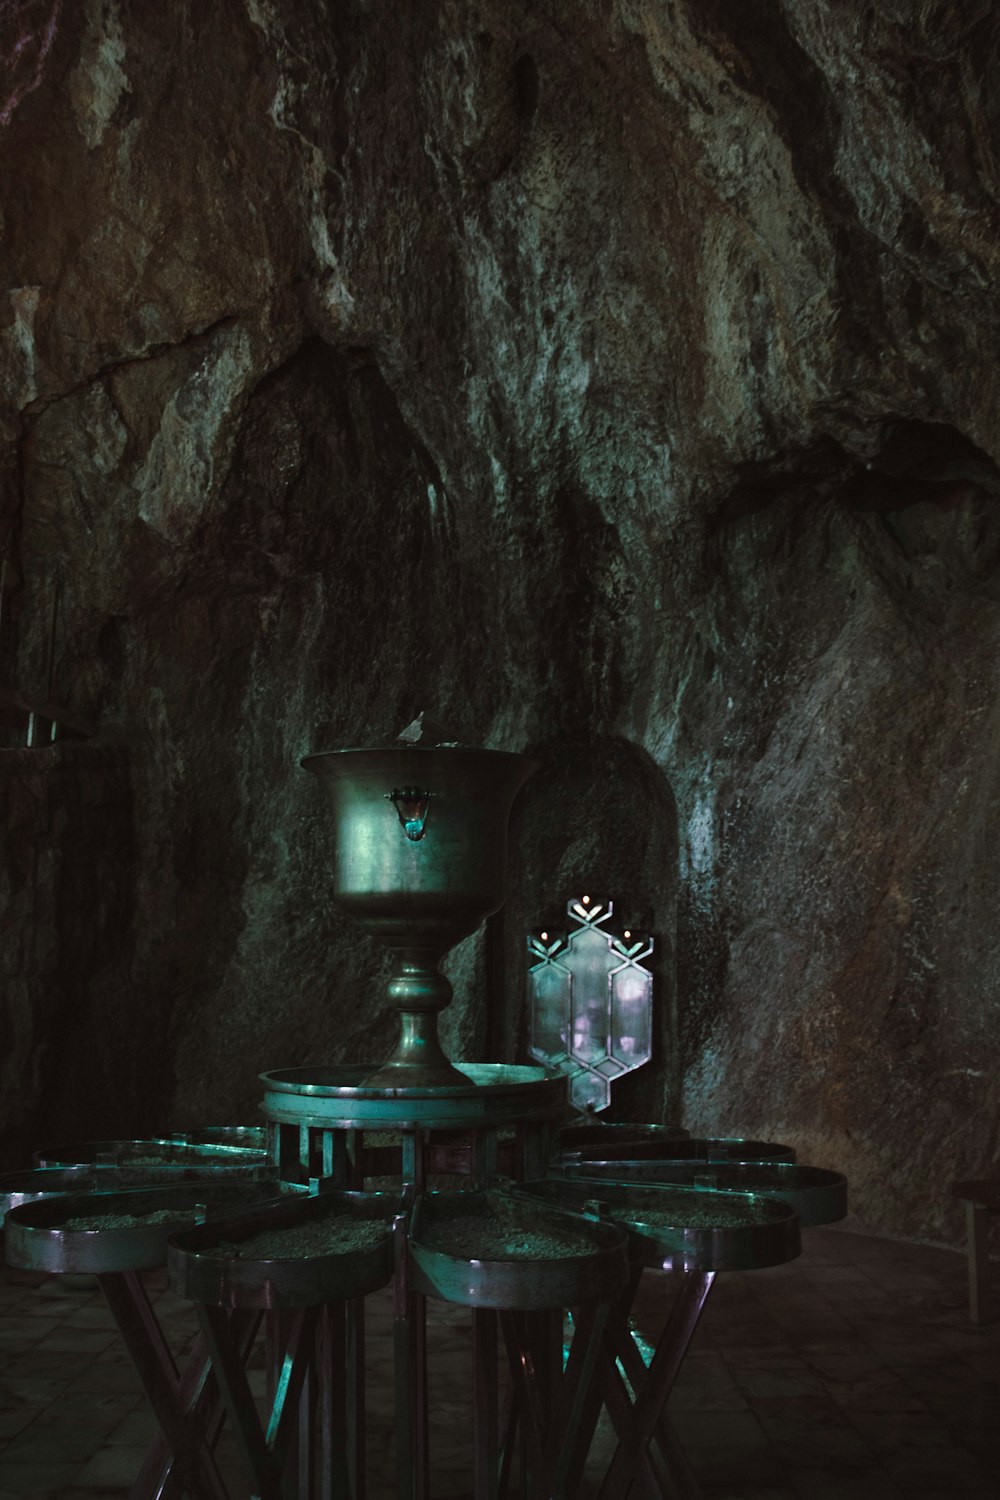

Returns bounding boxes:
[562,1161,848,1227]
[261,1063,566,1132]
[32,1136,269,1170]
[559,1134,796,1165]
[511,1178,801,1273]
[408,1189,629,1310]
[3,1180,303,1275]
[169,1190,396,1309]
[558,1122,691,1152]
[301,745,535,950]
[303,741,535,1088]
[0,1162,267,1217]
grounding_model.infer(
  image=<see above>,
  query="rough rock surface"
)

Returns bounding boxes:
[2,1,999,1244]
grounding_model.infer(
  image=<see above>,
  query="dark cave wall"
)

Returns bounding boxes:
[0,745,136,1165]
[1,0,999,1243]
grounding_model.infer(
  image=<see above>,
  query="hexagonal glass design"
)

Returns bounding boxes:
[527,896,653,1113]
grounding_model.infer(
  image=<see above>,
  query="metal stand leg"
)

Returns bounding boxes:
[608,1298,700,1498]
[474,1309,499,1500]
[196,1302,319,1500]
[98,1272,229,1500]
[474,1128,498,1188]
[497,1382,518,1498]
[589,1334,670,1500]
[538,1301,611,1499]
[394,1204,428,1500]
[597,1271,716,1500]
[137,1308,262,1500]
[500,1312,544,1494]
[299,1353,317,1500]
[412,1290,428,1498]
[347,1296,366,1498]
[967,1202,992,1325]
[321,1302,349,1499]
[495,1302,613,1500]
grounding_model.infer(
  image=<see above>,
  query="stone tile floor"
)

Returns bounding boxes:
[0,1226,996,1498]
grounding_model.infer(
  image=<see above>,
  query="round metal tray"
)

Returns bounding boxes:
[559,1136,796,1165]
[32,1137,269,1171]
[261,1063,566,1131]
[558,1123,690,1151]
[169,1190,396,1308]
[408,1189,628,1310]
[4,1179,300,1275]
[513,1179,801,1273]
[562,1161,847,1227]
[0,1162,268,1218]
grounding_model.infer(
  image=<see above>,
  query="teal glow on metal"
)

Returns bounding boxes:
[561,1160,846,1226]
[408,1189,629,1311]
[260,1063,566,1133]
[266,1351,296,1445]
[630,1324,656,1369]
[510,1177,801,1274]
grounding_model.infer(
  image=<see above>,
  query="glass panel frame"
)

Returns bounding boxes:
[527,896,653,1113]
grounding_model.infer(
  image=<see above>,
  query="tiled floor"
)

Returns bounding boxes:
[0,1226,997,1498]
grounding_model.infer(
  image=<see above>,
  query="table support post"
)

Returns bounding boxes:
[966,1201,992,1325]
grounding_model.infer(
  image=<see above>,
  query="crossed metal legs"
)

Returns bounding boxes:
[590,1269,715,1500]
[103,1264,714,1498]
[383,1269,715,1498]
[196,1299,368,1500]
[97,1271,260,1500]
[99,1269,368,1500]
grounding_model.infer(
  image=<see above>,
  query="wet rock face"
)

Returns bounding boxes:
[1,2,999,1242]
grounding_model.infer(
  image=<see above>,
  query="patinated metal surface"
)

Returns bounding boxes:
[4,1179,301,1275]
[32,1134,269,1170]
[558,1121,690,1152]
[303,734,535,1089]
[100,1270,248,1500]
[560,1133,797,1165]
[564,1160,848,1227]
[528,895,654,1113]
[261,1062,564,1133]
[0,1160,267,1217]
[169,1189,396,1309]
[511,1178,801,1273]
[590,1268,718,1500]
[408,1188,628,1311]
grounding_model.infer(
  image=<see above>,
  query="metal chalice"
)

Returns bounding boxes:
[302,722,535,1088]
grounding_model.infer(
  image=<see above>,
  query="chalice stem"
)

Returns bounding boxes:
[365,952,467,1088]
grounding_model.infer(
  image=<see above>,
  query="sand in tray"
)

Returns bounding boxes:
[622,1197,769,1231]
[424,1200,597,1262]
[121,1154,246,1168]
[211,1216,389,1260]
[59,1209,201,1230]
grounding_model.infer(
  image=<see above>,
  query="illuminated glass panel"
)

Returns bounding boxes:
[527,897,653,1113]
